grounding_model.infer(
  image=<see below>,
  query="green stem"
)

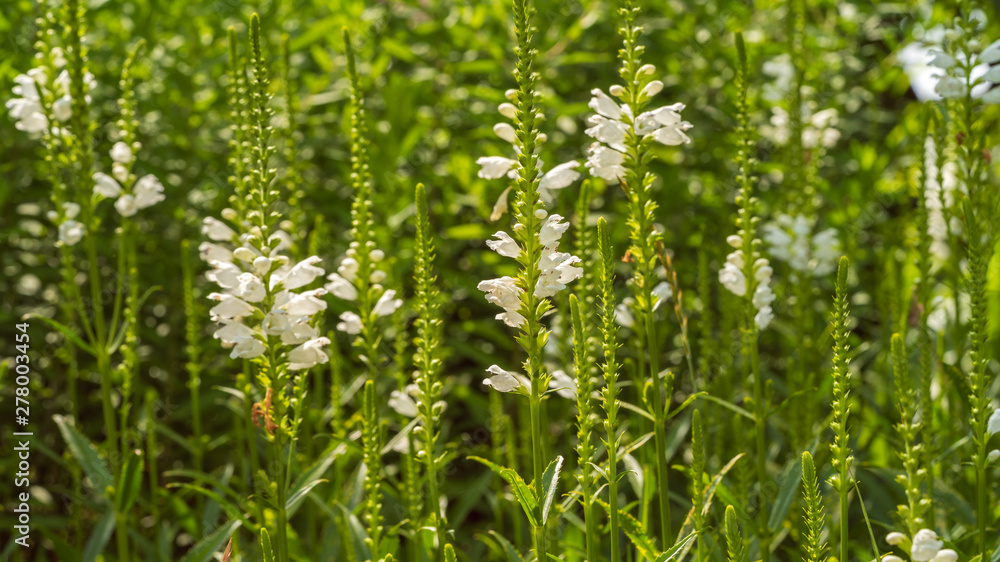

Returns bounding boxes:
[529,383,547,561]
[747,328,769,562]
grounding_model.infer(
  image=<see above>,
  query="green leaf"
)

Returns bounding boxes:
[260,528,274,562]
[469,456,538,527]
[25,314,95,356]
[116,451,143,513]
[480,530,525,562]
[179,520,242,562]
[698,394,754,420]
[335,501,372,562]
[768,456,803,531]
[81,509,115,562]
[666,392,707,420]
[653,532,698,562]
[53,415,113,499]
[539,455,563,524]
[167,483,253,528]
[286,479,328,515]
[595,498,658,559]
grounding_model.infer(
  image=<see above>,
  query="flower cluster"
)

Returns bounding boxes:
[47,202,84,246]
[325,245,402,334]
[5,49,95,136]
[884,530,957,562]
[761,213,841,278]
[93,142,165,217]
[201,216,330,370]
[929,30,1000,103]
[476,96,581,206]
[584,81,692,183]
[478,212,582,329]
[613,279,672,329]
[719,241,775,330]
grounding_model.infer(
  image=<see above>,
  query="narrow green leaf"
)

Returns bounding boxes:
[179,520,242,562]
[595,498,657,559]
[25,314,95,356]
[53,415,113,499]
[768,456,803,531]
[469,456,538,527]
[81,509,115,562]
[260,528,274,562]
[286,479,327,514]
[335,501,372,562]
[654,532,698,562]
[167,483,253,528]
[480,530,525,562]
[539,455,563,524]
[116,452,143,513]
[697,394,754,420]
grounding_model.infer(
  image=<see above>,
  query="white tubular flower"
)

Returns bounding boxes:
[477,156,517,180]
[280,256,324,290]
[208,293,255,321]
[483,365,522,393]
[58,220,85,246]
[988,449,1000,463]
[230,335,266,359]
[586,143,626,183]
[235,272,266,303]
[538,161,581,191]
[338,257,359,282]
[988,408,1000,436]
[718,259,746,297]
[115,194,139,217]
[199,242,233,265]
[589,88,622,119]
[287,337,331,370]
[651,281,672,311]
[615,299,636,328]
[493,122,518,144]
[584,115,628,150]
[539,214,570,245]
[478,276,523,310]
[389,390,419,417]
[373,289,403,317]
[325,272,358,300]
[487,231,521,258]
[93,172,123,198]
[202,217,237,242]
[548,369,577,399]
[496,308,526,329]
[911,529,944,562]
[214,320,254,344]
[262,309,291,335]
[885,532,907,546]
[282,288,328,316]
[110,142,132,164]
[754,306,774,330]
[133,175,165,209]
[930,550,958,562]
[336,311,363,334]
[882,557,905,562]
[206,260,242,289]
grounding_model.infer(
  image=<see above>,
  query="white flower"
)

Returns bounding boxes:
[487,231,521,258]
[133,175,165,209]
[585,115,629,150]
[287,337,331,370]
[202,217,237,242]
[477,156,517,180]
[209,293,255,321]
[206,260,242,289]
[496,308,526,329]
[112,163,129,183]
[214,320,254,344]
[282,288,328,316]
[235,272,266,303]
[989,449,1000,463]
[199,242,233,264]
[93,172,123,198]
[478,276,522,310]
[336,311,363,334]
[753,284,776,309]
[719,260,746,297]
[935,76,965,99]
[885,532,907,546]
[988,408,1000,436]
[338,257,359,282]
[110,142,132,164]
[493,122,518,144]
[549,369,577,399]
[589,88,622,119]
[58,220,84,246]
[882,557,905,562]
[280,256,324,290]
[114,195,138,217]
[538,161,581,191]
[539,214,570,245]
[389,390,419,417]
[52,95,72,121]
[230,335,265,359]
[325,273,358,300]
[262,309,291,335]
[373,289,403,317]
[911,529,944,562]
[931,550,957,562]
[651,281,672,311]
[586,143,626,183]
[483,365,522,393]
[535,248,583,298]
[615,300,635,328]
[755,306,774,330]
